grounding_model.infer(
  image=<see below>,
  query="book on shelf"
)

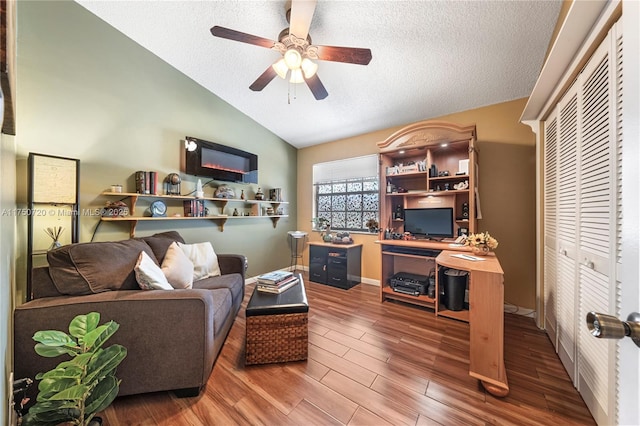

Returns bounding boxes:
[135,171,146,194]
[257,270,293,285]
[149,171,158,195]
[135,170,159,195]
[183,199,205,217]
[257,277,299,294]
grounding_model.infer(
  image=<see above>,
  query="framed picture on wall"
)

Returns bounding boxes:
[27,153,80,300]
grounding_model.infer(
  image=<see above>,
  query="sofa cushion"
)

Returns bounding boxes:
[138,231,186,265]
[161,242,194,289]
[210,288,233,335]
[47,239,156,295]
[193,273,244,307]
[178,242,221,280]
[135,251,174,290]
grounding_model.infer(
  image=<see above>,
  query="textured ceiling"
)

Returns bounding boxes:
[75,0,562,148]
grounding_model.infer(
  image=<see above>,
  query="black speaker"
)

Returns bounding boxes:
[429,164,438,177]
[461,202,469,218]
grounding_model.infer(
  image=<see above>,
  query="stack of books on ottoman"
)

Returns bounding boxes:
[257,270,299,294]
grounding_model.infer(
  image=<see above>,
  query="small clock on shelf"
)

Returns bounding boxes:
[149,200,167,217]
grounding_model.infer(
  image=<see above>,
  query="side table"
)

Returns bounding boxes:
[245,274,309,365]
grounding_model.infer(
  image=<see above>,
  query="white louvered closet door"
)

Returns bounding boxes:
[543,112,558,347]
[556,84,579,382]
[575,23,622,426]
[542,21,622,426]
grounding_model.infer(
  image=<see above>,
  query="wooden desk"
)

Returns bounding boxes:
[436,250,508,397]
[376,240,508,397]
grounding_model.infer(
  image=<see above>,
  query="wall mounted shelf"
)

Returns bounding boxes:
[100,191,289,235]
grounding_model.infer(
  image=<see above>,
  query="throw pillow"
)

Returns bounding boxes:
[178,241,222,280]
[47,239,156,295]
[134,251,173,290]
[161,242,194,289]
[138,231,186,264]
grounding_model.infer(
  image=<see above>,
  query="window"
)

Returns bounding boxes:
[313,155,379,232]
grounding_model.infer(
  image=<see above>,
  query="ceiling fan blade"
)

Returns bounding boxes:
[210,26,276,49]
[249,66,278,92]
[315,45,372,65]
[305,74,328,100]
[289,0,317,41]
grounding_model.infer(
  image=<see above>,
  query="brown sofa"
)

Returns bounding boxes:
[14,231,246,398]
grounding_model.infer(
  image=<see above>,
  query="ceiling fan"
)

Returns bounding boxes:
[210,0,372,100]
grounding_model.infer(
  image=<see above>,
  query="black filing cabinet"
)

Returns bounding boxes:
[309,243,362,289]
[309,248,327,284]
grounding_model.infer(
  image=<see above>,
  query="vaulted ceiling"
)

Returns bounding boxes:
[76,0,562,148]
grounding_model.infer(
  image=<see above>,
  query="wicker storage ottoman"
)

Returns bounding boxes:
[245,275,309,365]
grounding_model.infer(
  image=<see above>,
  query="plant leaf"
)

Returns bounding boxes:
[57,352,93,369]
[48,383,89,401]
[40,365,84,380]
[84,345,127,385]
[22,402,79,425]
[82,321,119,351]
[34,342,78,358]
[26,399,77,415]
[36,366,81,382]
[37,377,77,400]
[69,312,100,340]
[33,330,75,347]
[84,376,120,415]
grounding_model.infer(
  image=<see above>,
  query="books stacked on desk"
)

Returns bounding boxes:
[256,270,299,294]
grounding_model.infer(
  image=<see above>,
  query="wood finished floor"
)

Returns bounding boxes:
[102,278,595,425]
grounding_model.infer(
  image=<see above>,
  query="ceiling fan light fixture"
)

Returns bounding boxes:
[289,68,304,84]
[272,58,289,79]
[284,48,302,69]
[290,68,304,84]
[301,57,318,78]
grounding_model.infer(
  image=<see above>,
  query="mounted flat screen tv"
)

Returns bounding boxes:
[403,207,454,239]
[183,136,258,184]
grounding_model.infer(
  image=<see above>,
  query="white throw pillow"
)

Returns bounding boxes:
[178,241,221,280]
[161,242,194,289]
[134,251,173,290]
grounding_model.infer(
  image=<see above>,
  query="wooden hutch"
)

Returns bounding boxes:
[376,121,509,397]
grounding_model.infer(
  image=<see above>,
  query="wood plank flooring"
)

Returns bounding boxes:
[101,278,595,425]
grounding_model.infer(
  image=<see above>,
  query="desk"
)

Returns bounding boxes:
[436,250,508,397]
[377,240,508,397]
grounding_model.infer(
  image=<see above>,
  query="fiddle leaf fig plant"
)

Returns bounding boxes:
[22,312,127,426]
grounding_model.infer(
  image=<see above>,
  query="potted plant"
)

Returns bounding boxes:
[312,217,333,242]
[22,312,127,426]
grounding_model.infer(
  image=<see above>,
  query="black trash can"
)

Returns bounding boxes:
[444,269,468,311]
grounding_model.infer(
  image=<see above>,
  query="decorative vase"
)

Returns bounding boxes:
[49,241,62,251]
[472,245,490,256]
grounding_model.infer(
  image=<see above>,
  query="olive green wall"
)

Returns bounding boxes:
[297,98,537,309]
[14,0,298,302]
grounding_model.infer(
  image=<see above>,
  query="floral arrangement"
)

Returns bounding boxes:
[365,218,379,231]
[465,231,499,250]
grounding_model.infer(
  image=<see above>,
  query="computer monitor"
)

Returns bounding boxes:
[403,207,454,239]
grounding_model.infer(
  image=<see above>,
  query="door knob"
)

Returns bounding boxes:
[586,311,640,348]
